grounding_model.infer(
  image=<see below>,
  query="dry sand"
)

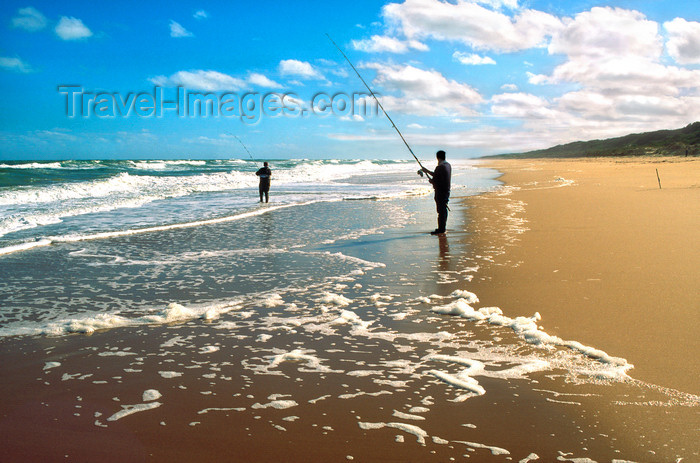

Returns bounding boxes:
[466,156,700,394]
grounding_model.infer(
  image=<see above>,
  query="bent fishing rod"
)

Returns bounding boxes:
[229,133,255,161]
[326,33,432,180]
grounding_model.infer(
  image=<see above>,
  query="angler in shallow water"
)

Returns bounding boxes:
[421,150,451,235]
[326,35,451,234]
[255,162,271,203]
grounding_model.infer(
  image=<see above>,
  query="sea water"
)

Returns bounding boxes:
[0,158,497,336]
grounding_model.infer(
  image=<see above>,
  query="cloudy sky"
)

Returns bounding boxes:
[1,0,699,159]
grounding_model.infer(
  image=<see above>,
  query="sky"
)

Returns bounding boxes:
[1,0,699,160]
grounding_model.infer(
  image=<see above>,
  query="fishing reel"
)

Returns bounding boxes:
[417,169,424,177]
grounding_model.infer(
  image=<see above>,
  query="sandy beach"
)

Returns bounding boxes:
[468,156,700,395]
[1,158,698,462]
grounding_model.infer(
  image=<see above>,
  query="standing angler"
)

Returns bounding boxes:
[255,161,271,203]
[422,150,451,235]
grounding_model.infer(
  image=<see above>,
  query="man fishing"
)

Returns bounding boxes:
[422,150,451,235]
[326,35,451,234]
[255,162,271,203]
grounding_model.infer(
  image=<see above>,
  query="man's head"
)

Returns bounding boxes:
[436,150,446,161]
[263,161,268,167]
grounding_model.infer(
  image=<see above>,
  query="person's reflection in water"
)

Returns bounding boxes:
[258,210,275,245]
[437,233,450,273]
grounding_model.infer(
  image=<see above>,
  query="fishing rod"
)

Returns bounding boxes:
[325,33,431,180]
[229,133,255,161]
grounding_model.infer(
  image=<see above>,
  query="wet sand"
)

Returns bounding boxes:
[468,156,700,394]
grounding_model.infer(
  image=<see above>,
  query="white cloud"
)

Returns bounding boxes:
[330,115,697,155]
[12,6,47,32]
[525,71,547,85]
[548,7,661,59]
[340,114,365,122]
[555,90,615,118]
[315,59,349,78]
[367,62,482,102]
[530,57,700,94]
[35,129,78,142]
[362,62,483,116]
[382,0,563,52]
[332,4,700,155]
[170,20,193,38]
[527,56,700,125]
[150,70,247,91]
[664,18,700,65]
[193,10,208,20]
[490,92,558,119]
[327,132,395,142]
[453,51,496,65]
[476,0,519,8]
[278,59,323,79]
[315,58,337,67]
[616,95,690,117]
[248,73,282,88]
[55,16,93,40]
[0,57,32,73]
[328,67,349,78]
[555,87,699,121]
[519,6,700,129]
[352,35,428,53]
[184,135,235,146]
[328,125,538,153]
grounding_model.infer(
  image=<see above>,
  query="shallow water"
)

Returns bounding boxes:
[0,158,495,334]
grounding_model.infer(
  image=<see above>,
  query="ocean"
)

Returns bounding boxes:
[0,159,696,462]
[0,158,497,337]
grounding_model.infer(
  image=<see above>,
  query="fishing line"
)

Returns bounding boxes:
[229,133,255,161]
[326,33,431,180]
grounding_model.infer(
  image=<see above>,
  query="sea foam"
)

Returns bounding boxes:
[107,401,162,422]
[359,421,429,445]
[430,295,632,377]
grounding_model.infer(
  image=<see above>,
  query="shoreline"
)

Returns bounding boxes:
[464,155,699,394]
[0,159,698,462]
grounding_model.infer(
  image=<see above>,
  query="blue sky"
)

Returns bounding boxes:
[1,0,699,160]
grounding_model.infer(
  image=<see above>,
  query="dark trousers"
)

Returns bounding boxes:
[435,196,448,232]
[259,182,269,203]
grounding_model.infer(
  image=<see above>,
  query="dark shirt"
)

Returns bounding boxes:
[256,167,271,185]
[430,161,451,200]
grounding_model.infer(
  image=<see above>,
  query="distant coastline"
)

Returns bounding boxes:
[483,121,700,159]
